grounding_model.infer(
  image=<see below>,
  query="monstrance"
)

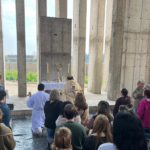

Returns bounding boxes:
[54,63,62,83]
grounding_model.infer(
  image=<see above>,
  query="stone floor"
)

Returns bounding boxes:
[7,91,115,111]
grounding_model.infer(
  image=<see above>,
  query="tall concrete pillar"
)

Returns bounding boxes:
[102,0,113,91]
[55,0,67,18]
[36,0,47,83]
[88,0,105,94]
[108,0,150,101]
[0,0,5,88]
[72,0,87,90]
[16,0,26,97]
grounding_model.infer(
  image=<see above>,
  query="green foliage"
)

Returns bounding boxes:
[84,76,88,84]
[5,70,37,82]
[26,72,37,82]
[5,70,18,80]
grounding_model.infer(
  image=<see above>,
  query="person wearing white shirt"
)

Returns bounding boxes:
[27,83,49,136]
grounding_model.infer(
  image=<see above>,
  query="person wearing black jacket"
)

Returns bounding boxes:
[44,88,63,145]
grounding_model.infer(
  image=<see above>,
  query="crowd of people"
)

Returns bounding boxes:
[0,76,150,150]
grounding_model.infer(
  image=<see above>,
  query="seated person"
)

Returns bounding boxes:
[86,101,113,129]
[119,105,128,112]
[0,90,10,127]
[0,108,16,150]
[27,83,49,136]
[60,76,82,103]
[137,90,150,136]
[83,114,113,150]
[0,74,6,104]
[113,88,131,116]
[98,111,147,150]
[51,127,72,150]
[56,101,81,127]
[56,104,86,150]
[126,103,133,111]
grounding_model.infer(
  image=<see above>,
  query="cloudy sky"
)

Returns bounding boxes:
[2,0,96,55]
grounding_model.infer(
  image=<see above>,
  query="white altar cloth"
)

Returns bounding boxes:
[41,81,66,90]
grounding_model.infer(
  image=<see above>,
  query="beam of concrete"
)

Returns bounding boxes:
[0,0,5,88]
[36,0,47,83]
[88,0,105,94]
[72,0,87,90]
[16,0,26,97]
[55,0,67,18]
[108,0,150,101]
[102,0,113,91]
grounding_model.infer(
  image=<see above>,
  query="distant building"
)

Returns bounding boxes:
[6,55,36,62]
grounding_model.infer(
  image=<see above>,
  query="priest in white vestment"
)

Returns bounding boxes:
[60,76,82,103]
[27,83,49,135]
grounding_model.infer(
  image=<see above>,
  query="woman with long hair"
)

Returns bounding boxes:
[56,101,81,126]
[113,88,131,116]
[74,93,90,126]
[83,114,113,150]
[98,111,147,150]
[51,127,72,150]
[86,101,113,129]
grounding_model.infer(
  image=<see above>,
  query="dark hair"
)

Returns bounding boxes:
[144,90,150,99]
[61,101,78,117]
[64,104,77,120]
[67,76,74,80]
[121,88,128,97]
[126,103,133,109]
[75,93,88,111]
[98,101,112,119]
[0,90,6,101]
[38,83,45,91]
[113,111,147,150]
[119,105,128,112]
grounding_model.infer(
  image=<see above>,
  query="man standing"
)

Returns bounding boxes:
[56,104,86,150]
[132,79,145,113]
[0,90,10,127]
[27,83,49,136]
[60,76,82,103]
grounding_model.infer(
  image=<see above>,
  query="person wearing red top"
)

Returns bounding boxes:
[113,88,131,117]
[137,90,150,137]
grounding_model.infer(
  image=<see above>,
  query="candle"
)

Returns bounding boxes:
[47,63,49,74]
[47,62,49,82]
[68,64,70,75]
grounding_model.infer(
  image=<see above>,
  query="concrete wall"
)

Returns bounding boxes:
[108,0,150,101]
[39,17,71,82]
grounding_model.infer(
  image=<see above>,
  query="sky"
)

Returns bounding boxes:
[2,0,105,55]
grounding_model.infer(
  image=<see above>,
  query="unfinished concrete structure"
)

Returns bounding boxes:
[16,0,26,97]
[72,0,87,90]
[38,17,71,82]
[108,0,150,101]
[0,0,5,88]
[55,0,67,18]
[88,0,105,94]
[102,0,113,91]
[36,0,47,84]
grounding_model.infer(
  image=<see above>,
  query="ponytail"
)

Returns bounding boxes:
[121,88,128,97]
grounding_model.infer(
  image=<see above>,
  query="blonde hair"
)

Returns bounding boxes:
[92,114,113,150]
[0,108,3,123]
[51,127,72,150]
[50,88,61,101]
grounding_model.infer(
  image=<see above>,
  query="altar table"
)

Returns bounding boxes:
[41,81,66,91]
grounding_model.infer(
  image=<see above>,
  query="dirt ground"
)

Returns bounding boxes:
[5,80,88,96]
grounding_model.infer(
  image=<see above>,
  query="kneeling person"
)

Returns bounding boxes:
[27,83,49,136]
[56,104,86,150]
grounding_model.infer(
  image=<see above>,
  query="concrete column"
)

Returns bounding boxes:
[102,0,113,91]
[108,0,150,101]
[16,0,26,97]
[0,0,5,88]
[36,0,47,83]
[72,0,87,90]
[55,0,67,18]
[88,0,105,94]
